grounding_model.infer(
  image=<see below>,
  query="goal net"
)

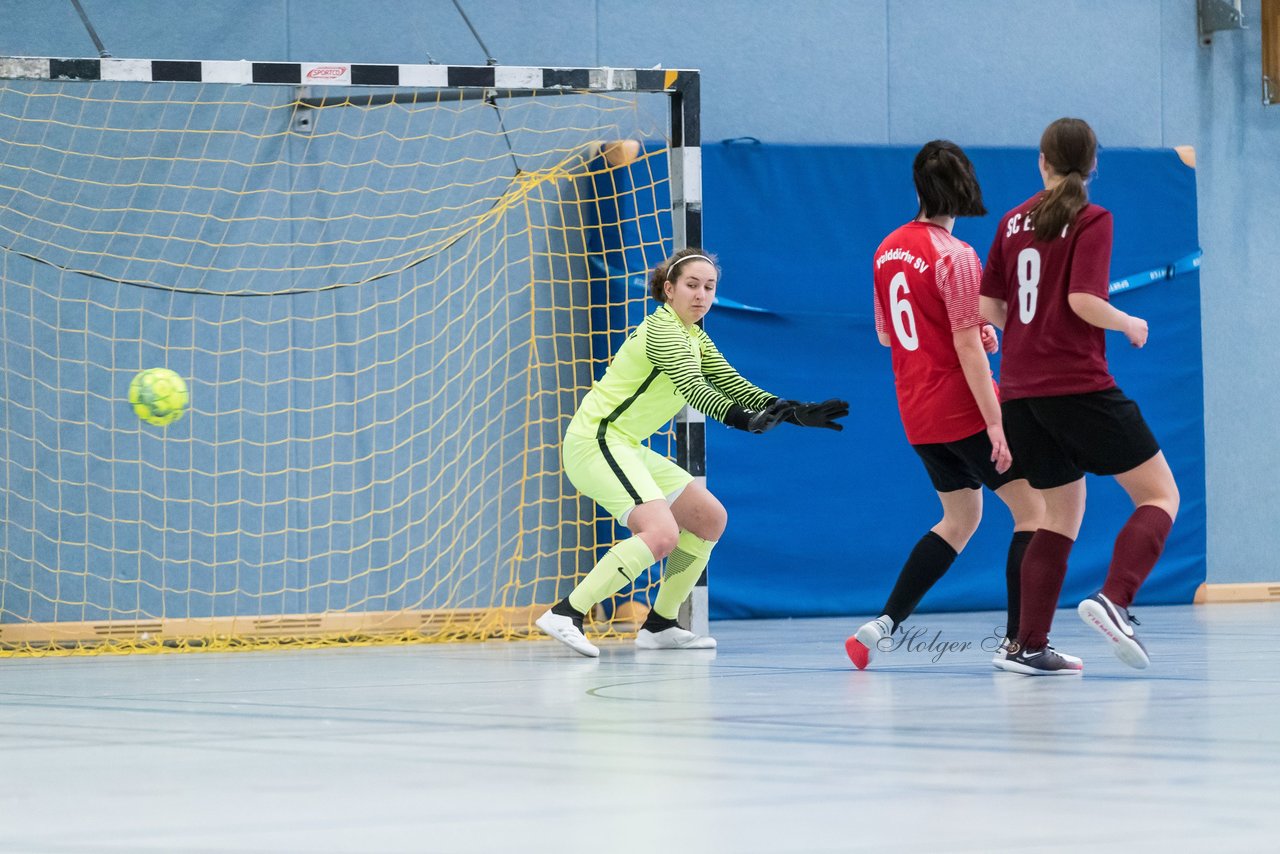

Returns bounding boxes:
[0,58,702,654]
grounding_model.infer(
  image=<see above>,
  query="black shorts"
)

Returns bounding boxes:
[1001,388,1161,490]
[912,428,1024,493]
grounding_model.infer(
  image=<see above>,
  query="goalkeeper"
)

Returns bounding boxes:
[537,248,848,656]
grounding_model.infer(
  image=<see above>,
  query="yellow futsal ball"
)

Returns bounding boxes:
[128,368,188,426]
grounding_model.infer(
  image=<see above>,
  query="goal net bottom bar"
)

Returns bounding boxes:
[0,605,631,655]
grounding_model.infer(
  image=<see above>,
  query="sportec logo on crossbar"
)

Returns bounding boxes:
[306,65,348,79]
[873,626,1007,663]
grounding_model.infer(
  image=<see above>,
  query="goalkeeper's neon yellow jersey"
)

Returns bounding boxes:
[567,303,775,444]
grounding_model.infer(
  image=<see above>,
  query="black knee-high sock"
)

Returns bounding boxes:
[882,531,958,627]
[1004,531,1034,641]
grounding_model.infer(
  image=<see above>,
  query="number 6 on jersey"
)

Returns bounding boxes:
[890,271,919,350]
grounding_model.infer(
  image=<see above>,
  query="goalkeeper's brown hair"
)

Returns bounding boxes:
[650,248,720,302]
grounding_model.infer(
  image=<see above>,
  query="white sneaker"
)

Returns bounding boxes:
[845,617,891,670]
[536,609,599,658]
[635,626,717,649]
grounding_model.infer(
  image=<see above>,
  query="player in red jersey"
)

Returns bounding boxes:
[980,118,1179,674]
[846,140,1062,672]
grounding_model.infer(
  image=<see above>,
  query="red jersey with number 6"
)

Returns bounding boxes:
[980,194,1117,400]
[873,221,989,445]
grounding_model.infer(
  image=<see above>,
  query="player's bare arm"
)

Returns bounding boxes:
[980,324,999,354]
[980,295,1008,330]
[1067,292,1148,347]
[953,325,1011,474]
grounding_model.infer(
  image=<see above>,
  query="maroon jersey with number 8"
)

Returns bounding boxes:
[980,194,1117,400]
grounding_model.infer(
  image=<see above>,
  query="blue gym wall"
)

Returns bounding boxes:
[1,0,1272,594]
[700,142,1203,618]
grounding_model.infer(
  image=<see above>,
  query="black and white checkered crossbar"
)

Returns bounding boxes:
[0,55,690,93]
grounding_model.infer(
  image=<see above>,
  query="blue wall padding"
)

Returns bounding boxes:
[700,142,1204,620]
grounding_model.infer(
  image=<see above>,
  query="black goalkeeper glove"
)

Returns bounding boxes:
[724,398,796,434]
[780,398,849,431]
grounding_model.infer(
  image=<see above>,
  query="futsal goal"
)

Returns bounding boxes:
[0,56,704,654]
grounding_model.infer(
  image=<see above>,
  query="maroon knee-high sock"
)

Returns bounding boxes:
[1017,530,1074,650]
[1102,505,1174,608]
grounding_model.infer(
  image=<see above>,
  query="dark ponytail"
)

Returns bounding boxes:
[913,140,986,219]
[650,248,718,302]
[1031,118,1096,241]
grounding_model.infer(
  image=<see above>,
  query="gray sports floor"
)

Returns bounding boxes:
[1,603,1277,853]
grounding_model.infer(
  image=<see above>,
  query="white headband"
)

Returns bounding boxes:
[666,254,714,278]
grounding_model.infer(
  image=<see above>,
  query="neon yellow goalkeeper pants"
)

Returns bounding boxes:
[562,432,693,527]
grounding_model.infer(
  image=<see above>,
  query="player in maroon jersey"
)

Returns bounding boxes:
[846,140,1067,672]
[980,117,1179,674]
